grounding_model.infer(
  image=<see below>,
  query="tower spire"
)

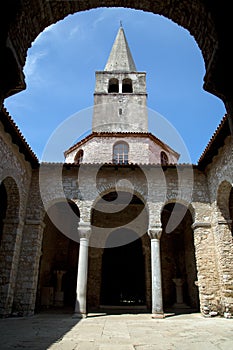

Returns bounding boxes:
[104,26,137,72]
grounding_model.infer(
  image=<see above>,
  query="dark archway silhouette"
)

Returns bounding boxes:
[100,228,146,307]
[161,202,200,312]
[36,201,80,312]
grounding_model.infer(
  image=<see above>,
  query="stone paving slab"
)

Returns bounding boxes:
[0,312,232,349]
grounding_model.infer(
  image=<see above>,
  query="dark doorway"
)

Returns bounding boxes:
[161,203,200,312]
[100,229,145,306]
[36,201,80,312]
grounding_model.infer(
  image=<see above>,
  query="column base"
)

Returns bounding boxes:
[152,312,165,319]
[72,312,87,319]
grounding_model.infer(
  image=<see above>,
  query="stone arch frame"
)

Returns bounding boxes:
[41,197,81,242]
[91,185,148,211]
[35,197,80,310]
[89,186,150,309]
[161,198,196,226]
[90,186,149,246]
[0,176,21,316]
[2,1,231,114]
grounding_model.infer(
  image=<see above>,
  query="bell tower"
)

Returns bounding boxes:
[92,25,148,133]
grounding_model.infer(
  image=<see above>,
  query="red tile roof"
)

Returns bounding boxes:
[64,131,180,158]
[198,114,231,170]
[1,106,39,168]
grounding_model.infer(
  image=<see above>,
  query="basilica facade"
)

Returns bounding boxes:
[0,26,233,319]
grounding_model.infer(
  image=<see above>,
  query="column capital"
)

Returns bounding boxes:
[78,221,91,239]
[148,225,163,240]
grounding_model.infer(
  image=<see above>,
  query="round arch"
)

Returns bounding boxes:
[0,176,21,316]
[161,198,196,228]
[160,202,200,312]
[2,1,228,106]
[36,199,80,312]
[88,189,150,310]
[90,189,149,248]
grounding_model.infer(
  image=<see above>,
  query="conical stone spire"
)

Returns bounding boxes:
[104,26,137,72]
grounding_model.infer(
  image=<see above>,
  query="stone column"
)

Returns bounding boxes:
[73,222,91,318]
[148,226,164,318]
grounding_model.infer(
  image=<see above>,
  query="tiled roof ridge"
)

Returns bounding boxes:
[41,161,195,167]
[1,106,39,168]
[198,114,230,168]
[64,131,180,157]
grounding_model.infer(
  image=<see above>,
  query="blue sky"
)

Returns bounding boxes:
[4,8,226,163]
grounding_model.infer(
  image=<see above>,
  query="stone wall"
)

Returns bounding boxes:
[205,135,233,315]
[65,135,179,164]
[0,121,32,316]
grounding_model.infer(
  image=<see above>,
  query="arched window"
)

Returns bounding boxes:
[108,78,119,93]
[122,78,133,93]
[113,142,129,165]
[74,149,83,164]
[160,151,168,165]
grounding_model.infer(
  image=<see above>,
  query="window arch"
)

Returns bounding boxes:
[113,142,129,165]
[122,78,133,93]
[160,151,168,165]
[74,149,83,164]
[108,78,119,93]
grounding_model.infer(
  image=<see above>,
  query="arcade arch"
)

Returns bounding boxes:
[161,202,200,311]
[0,176,21,315]
[36,200,80,311]
[88,190,151,310]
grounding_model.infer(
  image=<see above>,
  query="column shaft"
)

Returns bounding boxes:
[148,227,164,318]
[73,223,91,318]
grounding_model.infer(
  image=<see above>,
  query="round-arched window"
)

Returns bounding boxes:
[74,149,84,164]
[160,151,168,165]
[122,78,133,93]
[108,78,119,93]
[113,142,129,164]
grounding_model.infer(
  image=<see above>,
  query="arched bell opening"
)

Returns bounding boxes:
[36,200,80,313]
[161,202,200,313]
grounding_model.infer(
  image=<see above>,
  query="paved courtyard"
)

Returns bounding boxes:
[0,311,232,349]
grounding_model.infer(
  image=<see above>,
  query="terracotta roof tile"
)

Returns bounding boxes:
[198,114,231,170]
[1,106,39,168]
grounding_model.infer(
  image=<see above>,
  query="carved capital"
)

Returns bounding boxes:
[78,221,91,240]
[148,225,162,240]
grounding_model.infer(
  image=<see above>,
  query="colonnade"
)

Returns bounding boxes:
[73,222,164,318]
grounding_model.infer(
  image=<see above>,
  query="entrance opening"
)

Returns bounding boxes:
[36,201,80,313]
[90,190,149,311]
[161,203,200,313]
[100,228,145,307]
